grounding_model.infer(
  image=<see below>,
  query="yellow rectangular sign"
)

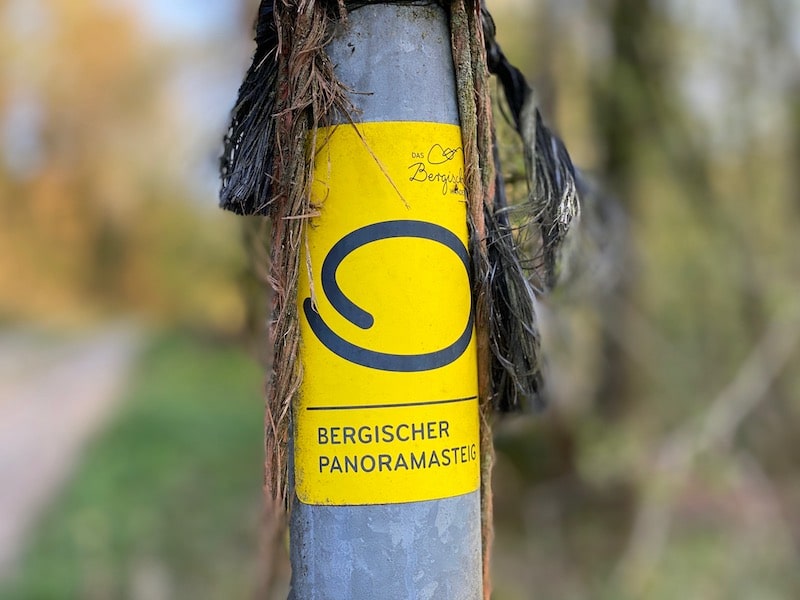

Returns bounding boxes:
[296,121,479,505]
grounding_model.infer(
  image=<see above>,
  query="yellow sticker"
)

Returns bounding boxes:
[296,121,479,505]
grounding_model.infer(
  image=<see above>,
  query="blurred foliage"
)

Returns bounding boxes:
[1,0,799,597]
[489,0,800,598]
[0,333,265,599]
[0,0,249,331]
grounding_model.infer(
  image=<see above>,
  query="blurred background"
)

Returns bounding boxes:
[0,0,798,598]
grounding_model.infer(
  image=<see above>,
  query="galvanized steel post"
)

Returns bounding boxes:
[289,3,483,599]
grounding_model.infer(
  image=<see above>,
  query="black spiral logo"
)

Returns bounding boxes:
[302,220,473,372]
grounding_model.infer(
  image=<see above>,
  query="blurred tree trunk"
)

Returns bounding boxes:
[588,0,658,418]
[589,0,713,418]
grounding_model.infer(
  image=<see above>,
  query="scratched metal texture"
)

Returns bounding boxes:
[288,4,482,599]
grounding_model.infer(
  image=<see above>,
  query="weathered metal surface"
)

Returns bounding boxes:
[289,5,482,599]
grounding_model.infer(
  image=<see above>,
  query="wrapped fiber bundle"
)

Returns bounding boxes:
[219,2,591,596]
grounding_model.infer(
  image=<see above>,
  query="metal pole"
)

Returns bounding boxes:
[289,3,482,599]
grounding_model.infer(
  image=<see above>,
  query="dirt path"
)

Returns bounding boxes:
[0,325,143,579]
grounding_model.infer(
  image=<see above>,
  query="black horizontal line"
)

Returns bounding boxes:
[306,395,478,412]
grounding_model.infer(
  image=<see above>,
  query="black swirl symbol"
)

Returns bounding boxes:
[302,220,473,372]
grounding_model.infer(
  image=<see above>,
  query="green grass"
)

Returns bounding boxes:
[0,333,266,600]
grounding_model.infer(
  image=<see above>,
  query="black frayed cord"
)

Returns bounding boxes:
[481,1,581,411]
[219,0,278,216]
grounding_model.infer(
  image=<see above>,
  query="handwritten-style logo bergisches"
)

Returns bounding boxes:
[302,220,473,372]
[407,144,465,195]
